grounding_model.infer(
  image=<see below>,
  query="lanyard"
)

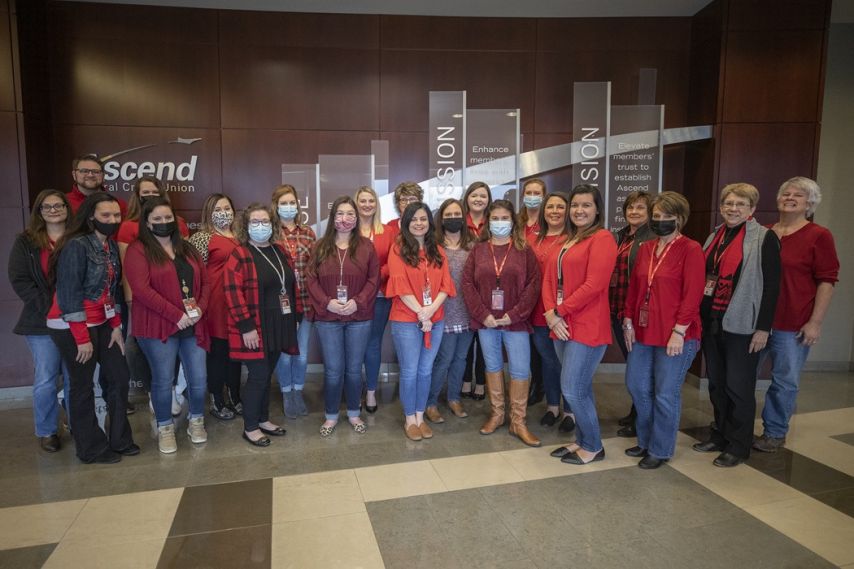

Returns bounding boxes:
[616,236,634,260]
[489,241,512,286]
[710,226,739,274]
[252,244,287,294]
[646,236,681,294]
[556,238,577,287]
[336,246,349,286]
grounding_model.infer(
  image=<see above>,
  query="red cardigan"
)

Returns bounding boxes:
[124,241,210,350]
[542,229,617,346]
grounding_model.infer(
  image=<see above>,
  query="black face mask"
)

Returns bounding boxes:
[91,219,119,237]
[442,218,464,233]
[150,221,178,237]
[649,219,678,237]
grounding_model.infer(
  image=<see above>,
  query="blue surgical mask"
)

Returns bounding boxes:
[248,224,272,243]
[489,220,513,238]
[278,204,298,220]
[523,195,543,209]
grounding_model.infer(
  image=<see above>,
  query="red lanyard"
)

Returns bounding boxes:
[646,236,681,293]
[336,246,348,286]
[617,237,633,260]
[489,241,512,285]
[710,227,731,273]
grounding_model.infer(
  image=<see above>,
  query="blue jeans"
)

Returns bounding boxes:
[760,330,811,438]
[315,320,371,421]
[363,296,391,391]
[428,330,474,407]
[554,340,607,453]
[531,326,563,407]
[477,329,530,380]
[391,321,445,416]
[25,335,71,437]
[626,340,699,459]
[276,319,313,392]
[138,336,207,427]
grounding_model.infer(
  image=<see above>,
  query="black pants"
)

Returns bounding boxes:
[208,337,242,408]
[242,350,279,432]
[51,323,134,462]
[702,324,760,458]
[465,334,486,386]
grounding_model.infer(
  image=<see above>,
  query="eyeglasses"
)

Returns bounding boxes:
[75,168,103,176]
[721,201,751,210]
[248,220,272,228]
[40,203,67,212]
[398,197,419,205]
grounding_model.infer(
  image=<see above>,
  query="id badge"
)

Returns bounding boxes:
[703,274,718,297]
[556,289,564,305]
[638,302,649,328]
[422,284,433,306]
[491,288,505,311]
[279,294,292,315]
[336,285,349,303]
[183,297,201,319]
[104,296,116,319]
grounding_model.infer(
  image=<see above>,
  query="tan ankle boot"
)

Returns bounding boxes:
[508,379,541,447]
[479,371,506,435]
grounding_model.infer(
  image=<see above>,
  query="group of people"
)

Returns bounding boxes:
[9,153,838,470]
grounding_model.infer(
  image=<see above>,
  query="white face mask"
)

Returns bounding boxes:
[278,204,298,220]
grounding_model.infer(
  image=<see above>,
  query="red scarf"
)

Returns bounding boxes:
[705,224,745,313]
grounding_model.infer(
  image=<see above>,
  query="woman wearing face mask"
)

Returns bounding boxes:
[462,199,542,447]
[460,181,493,400]
[622,192,705,469]
[527,193,571,429]
[125,198,210,454]
[189,193,243,419]
[224,204,301,447]
[47,193,137,464]
[609,191,654,438]
[388,202,454,440]
[306,196,379,437]
[9,190,72,453]
[426,199,475,423]
[272,184,316,419]
[543,185,617,465]
[693,183,781,467]
[518,179,547,407]
[356,185,397,414]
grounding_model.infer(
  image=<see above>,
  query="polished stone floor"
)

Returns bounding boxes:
[0,371,852,568]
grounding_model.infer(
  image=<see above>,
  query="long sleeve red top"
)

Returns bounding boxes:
[461,240,541,332]
[306,238,379,322]
[623,237,705,346]
[542,229,617,346]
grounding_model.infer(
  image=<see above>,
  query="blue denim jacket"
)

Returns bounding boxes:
[56,234,122,323]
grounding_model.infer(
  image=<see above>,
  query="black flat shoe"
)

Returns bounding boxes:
[84,449,121,464]
[624,445,647,458]
[115,443,140,456]
[471,391,485,401]
[693,440,724,453]
[713,452,744,468]
[540,411,558,427]
[617,413,634,427]
[638,455,668,469]
[616,425,636,438]
[243,432,271,447]
[550,445,576,458]
[561,448,605,465]
[559,415,576,433]
[365,404,378,414]
[40,434,61,453]
[259,426,286,437]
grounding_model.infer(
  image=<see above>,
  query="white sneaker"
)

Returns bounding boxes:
[158,424,177,454]
[187,417,208,444]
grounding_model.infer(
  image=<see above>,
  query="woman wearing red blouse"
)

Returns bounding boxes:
[388,202,454,441]
[356,185,398,414]
[306,196,379,437]
[189,193,243,420]
[754,177,840,453]
[125,198,210,454]
[543,185,617,465]
[462,199,542,447]
[621,192,704,469]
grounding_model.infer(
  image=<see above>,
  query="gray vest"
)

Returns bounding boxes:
[702,219,768,334]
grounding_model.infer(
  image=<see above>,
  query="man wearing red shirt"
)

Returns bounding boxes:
[67,154,128,218]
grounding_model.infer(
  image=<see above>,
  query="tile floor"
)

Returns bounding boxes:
[0,371,852,568]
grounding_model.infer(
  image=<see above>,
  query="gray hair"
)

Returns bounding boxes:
[778,176,822,217]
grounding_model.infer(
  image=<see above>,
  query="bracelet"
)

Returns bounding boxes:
[671,328,685,337]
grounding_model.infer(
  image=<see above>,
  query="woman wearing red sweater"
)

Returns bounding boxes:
[543,185,617,465]
[125,198,210,454]
[462,199,541,447]
[622,192,705,469]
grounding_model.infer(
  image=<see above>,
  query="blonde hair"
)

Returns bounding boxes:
[354,186,384,234]
[720,183,759,208]
[651,191,690,229]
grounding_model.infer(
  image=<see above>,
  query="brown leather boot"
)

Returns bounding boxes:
[479,371,506,435]
[508,379,541,447]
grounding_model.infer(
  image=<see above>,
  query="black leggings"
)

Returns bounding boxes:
[208,337,242,408]
[51,323,134,462]
[242,350,279,432]
[465,333,486,386]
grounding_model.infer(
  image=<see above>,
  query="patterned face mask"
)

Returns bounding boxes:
[212,210,234,229]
